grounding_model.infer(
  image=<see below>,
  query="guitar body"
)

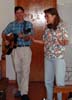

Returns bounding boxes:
[2,33,17,57]
[2,29,30,58]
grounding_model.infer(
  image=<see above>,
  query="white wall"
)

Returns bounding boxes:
[57,3,72,44]
[57,0,72,84]
[57,0,72,5]
[0,0,16,80]
[0,0,15,44]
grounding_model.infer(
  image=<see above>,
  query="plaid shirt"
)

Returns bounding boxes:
[3,20,34,46]
[43,22,69,59]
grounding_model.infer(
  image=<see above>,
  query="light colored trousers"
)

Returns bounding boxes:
[44,57,66,100]
[12,47,32,95]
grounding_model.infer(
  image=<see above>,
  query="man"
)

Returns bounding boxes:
[2,6,34,100]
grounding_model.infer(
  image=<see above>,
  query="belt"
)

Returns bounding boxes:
[18,45,30,47]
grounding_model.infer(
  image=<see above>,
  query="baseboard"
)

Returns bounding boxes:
[9,80,17,84]
[8,80,44,85]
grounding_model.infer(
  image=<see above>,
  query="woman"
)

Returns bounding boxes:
[42,8,69,100]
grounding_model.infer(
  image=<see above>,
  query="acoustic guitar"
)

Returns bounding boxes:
[2,33,18,58]
[2,28,31,59]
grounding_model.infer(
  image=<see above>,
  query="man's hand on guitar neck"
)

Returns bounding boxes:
[18,33,24,39]
[18,33,33,41]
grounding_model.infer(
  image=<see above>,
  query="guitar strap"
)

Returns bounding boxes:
[23,21,31,36]
[23,20,27,34]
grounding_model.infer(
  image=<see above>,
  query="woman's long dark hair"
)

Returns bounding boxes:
[44,8,61,30]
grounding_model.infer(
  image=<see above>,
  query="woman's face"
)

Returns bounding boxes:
[45,13,56,24]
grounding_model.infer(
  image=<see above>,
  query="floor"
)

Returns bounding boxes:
[3,82,71,100]
[6,83,20,100]
[6,82,46,100]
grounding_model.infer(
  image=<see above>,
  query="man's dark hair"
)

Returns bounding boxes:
[14,6,24,13]
[44,8,61,30]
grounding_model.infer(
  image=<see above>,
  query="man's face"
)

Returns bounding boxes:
[15,9,24,21]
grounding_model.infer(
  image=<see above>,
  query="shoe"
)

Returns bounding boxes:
[15,91,21,97]
[68,93,72,99]
[21,95,30,100]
